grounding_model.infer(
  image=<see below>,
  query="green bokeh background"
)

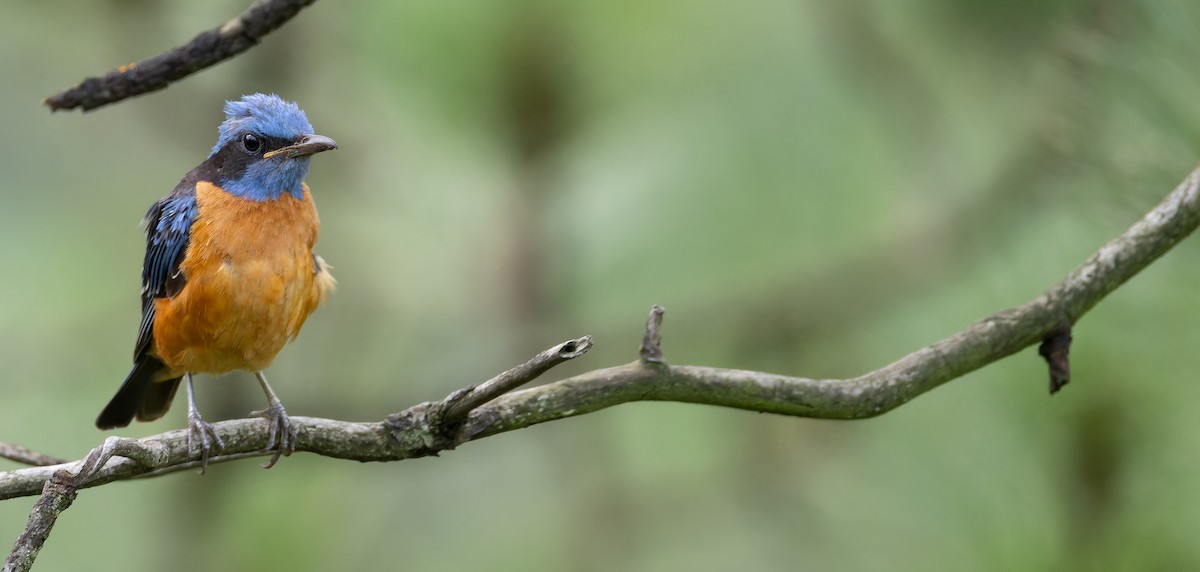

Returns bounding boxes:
[3,1,1200,570]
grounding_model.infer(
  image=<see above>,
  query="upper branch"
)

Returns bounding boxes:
[44,0,319,112]
[3,164,1199,500]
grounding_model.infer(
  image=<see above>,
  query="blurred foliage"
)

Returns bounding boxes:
[3,0,1200,570]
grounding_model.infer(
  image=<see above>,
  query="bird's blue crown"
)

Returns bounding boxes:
[211,93,314,156]
[210,94,317,202]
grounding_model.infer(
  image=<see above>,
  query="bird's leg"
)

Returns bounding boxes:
[249,371,295,469]
[185,373,224,474]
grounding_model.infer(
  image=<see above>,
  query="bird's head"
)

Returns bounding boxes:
[206,93,336,201]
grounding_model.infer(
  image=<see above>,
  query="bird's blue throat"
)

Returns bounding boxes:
[218,156,311,202]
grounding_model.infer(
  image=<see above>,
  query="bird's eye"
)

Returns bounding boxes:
[241,133,262,154]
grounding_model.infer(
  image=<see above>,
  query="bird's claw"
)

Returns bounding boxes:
[186,411,225,474]
[250,401,296,469]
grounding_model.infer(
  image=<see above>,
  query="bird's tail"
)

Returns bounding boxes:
[95,357,182,430]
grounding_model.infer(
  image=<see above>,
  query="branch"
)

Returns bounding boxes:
[0,337,595,501]
[3,438,163,572]
[3,473,76,572]
[44,0,318,112]
[0,444,65,468]
[4,164,1200,565]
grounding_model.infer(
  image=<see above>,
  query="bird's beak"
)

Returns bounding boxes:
[263,134,338,159]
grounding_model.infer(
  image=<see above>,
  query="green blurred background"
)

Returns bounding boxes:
[3,0,1200,570]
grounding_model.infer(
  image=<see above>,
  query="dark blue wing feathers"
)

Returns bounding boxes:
[99,178,198,429]
[133,181,198,360]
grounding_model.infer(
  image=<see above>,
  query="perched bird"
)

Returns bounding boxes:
[95,93,337,469]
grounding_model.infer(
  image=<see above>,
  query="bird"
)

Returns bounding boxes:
[95,93,338,470]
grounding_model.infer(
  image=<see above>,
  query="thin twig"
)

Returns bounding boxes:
[44,0,319,111]
[133,451,269,480]
[639,305,665,363]
[1039,320,1074,394]
[440,336,593,424]
[0,444,65,468]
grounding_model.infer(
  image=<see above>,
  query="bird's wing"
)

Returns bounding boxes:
[134,182,199,360]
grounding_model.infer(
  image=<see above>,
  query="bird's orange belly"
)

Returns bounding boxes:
[153,254,317,373]
[151,180,325,375]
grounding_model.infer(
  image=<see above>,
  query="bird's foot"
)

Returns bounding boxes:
[250,400,296,469]
[186,410,225,474]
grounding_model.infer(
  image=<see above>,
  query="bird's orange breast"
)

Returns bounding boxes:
[152,181,332,374]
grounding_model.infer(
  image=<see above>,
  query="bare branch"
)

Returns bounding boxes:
[440,336,593,425]
[44,0,318,112]
[0,444,65,468]
[3,437,166,572]
[3,472,76,572]
[4,164,1200,567]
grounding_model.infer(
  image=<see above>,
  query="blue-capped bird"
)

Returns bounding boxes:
[95,93,338,469]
